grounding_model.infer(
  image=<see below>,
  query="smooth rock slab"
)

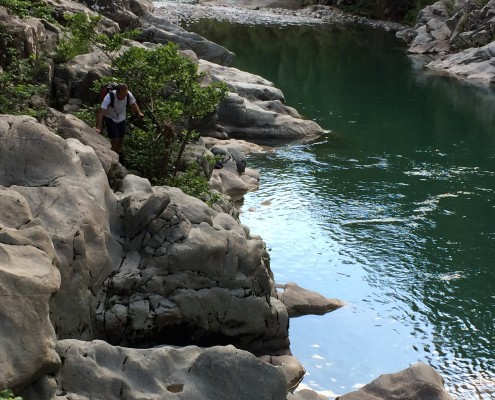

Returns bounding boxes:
[56,339,288,400]
[0,188,61,392]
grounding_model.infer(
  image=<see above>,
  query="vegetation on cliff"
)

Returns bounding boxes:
[0,4,227,202]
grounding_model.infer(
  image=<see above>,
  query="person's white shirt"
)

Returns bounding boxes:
[101,90,137,123]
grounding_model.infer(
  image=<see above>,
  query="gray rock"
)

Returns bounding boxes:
[276,282,344,317]
[96,183,289,354]
[200,60,325,141]
[218,93,324,141]
[0,189,60,393]
[288,389,329,400]
[260,354,306,391]
[402,0,495,57]
[336,362,453,399]
[56,340,288,400]
[79,0,153,29]
[0,115,123,340]
[0,7,57,60]
[141,14,235,66]
[426,40,495,82]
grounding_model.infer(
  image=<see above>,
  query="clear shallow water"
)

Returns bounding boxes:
[184,21,495,398]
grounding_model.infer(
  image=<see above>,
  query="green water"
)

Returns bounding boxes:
[185,21,495,398]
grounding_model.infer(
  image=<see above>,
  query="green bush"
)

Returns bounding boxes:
[0,0,54,21]
[0,28,48,118]
[0,389,22,400]
[54,13,102,63]
[94,41,227,182]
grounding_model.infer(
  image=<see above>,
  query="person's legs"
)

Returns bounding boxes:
[105,118,126,154]
[110,137,124,153]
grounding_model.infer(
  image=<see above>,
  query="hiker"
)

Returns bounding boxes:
[95,83,144,156]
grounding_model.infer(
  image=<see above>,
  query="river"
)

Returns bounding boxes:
[182,19,495,399]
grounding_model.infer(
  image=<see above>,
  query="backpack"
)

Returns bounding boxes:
[100,82,130,108]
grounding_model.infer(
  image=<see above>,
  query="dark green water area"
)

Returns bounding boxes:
[184,20,495,398]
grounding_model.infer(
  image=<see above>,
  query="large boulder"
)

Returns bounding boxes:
[0,115,123,340]
[55,339,288,400]
[399,0,495,54]
[199,60,325,141]
[336,362,453,400]
[208,144,260,200]
[79,0,154,29]
[53,48,112,109]
[0,188,61,393]
[96,176,289,355]
[0,7,57,62]
[141,14,235,66]
[217,93,324,141]
[426,39,495,83]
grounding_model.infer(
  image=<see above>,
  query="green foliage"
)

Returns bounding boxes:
[121,121,168,183]
[55,13,102,63]
[93,41,228,184]
[0,389,23,400]
[106,43,227,126]
[74,104,99,127]
[0,0,54,21]
[166,162,221,206]
[0,28,47,117]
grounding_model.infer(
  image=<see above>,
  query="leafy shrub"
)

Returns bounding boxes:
[0,389,22,400]
[54,13,102,63]
[0,28,48,118]
[94,41,228,183]
[166,162,221,206]
[0,0,54,21]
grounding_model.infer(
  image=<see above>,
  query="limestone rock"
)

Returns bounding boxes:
[97,183,289,354]
[288,389,329,400]
[56,339,288,400]
[201,137,268,154]
[401,0,495,55]
[141,14,235,66]
[0,115,123,340]
[53,48,112,109]
[0,7,57,60]
[276,282,344,317]
[336,362,454,400]
[218,92,324,141]
[200,60,324,141]
[426,40,495,83]
[51,110,119,173]
[79,0,153,29]
[0,189,61,393]
[208,144,259,200]
[260,354,306,391]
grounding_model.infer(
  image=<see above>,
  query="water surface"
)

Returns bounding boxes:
[185,20,495,399]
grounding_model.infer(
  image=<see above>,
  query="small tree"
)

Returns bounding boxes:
[102,43,227,181]
[57,12,228,190]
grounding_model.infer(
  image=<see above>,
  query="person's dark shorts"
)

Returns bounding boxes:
[104,117,126,139]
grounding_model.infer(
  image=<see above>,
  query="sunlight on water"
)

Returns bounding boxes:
[185,19,495,399]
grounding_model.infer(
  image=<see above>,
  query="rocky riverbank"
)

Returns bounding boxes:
[0,0,457,399]
[155,0,495,86]
[154,0,406,31]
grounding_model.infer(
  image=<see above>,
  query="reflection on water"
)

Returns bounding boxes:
[186,19,495,399]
